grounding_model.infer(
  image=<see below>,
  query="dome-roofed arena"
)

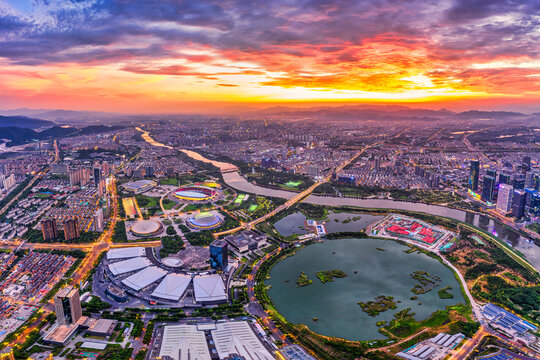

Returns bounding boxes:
[173,185,216,201]
[187,212,223,230]
[130,220,164,237]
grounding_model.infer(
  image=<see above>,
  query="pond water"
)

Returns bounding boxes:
[267,238,466,341]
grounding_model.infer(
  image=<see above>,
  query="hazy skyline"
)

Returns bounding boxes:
[0,0,539,113]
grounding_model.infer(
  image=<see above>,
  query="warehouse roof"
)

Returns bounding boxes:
[122,266,167,291]
[108,256,151,276]
[151,274,192,301]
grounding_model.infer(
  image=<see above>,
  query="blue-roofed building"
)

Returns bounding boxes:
[482,303,538,337]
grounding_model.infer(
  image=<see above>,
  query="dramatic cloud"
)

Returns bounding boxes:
[0,0,538,112]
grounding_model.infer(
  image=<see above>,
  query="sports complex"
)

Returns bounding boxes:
[186,212,223,230]
[173,185,217,201]
[129,219,164,237]
[122,179,157,193]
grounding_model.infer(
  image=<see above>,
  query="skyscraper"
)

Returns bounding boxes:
[469,160,479,191]
[499,173,511,185]
[481,175,495,203]
[525,171,536,188]
[496,184,513,214]
[513,174,525,190]
[63,218,79,242]
[209,239,228,271]
[94,208,104,231]
[523,156,531,172]
[41,218,58,241]
[512,190,526,219]
[53,286,82,326]
[486,169,497,179]
[93,166,101,187]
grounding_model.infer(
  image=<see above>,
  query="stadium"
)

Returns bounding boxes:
[122,179,157,194]
[173,185,217,201]
[129,220,164,237]
[187,212,223,230]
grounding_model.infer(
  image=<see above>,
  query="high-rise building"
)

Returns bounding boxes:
[101,161,110,177]
[53,286,82,326]
[525,171,536,188]
[486,169,497,179]
[496,184,513,214]
[93,166,101,187]
[513,174,525,190]
[512,190,526,219]
[499,173,511,185]
[41,218,58,241]
[63,218,79,242]
[94,208,104,231]
[481,175,495,203]
[469,160,479,191]
[0,174,16,190]
[145,165,154,177]
[209,239,228,271]
[523,156,531,172]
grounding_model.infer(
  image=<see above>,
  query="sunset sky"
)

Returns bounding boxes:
[0,0,539,113]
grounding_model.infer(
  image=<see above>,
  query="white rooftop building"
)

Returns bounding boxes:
[106,247,146,261]
[193,274,227,304]
[122,266,168,291]
[159,324,211,360]
[211,321,274,360]
[108,256,151,276]
[151,274,192,301]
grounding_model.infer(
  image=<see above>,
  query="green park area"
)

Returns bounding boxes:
[248,204,259,212]
[234,194,246,204]
[296,271,312,287]
[162,198,176,210]
[284,180,302,188]
[135,194,159,208]
[316,270,347,283]
[358,296,397,316]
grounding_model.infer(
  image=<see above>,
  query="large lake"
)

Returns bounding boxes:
[273,211,384,237]
[266,238,465,341]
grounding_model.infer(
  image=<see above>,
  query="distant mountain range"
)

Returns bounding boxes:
[0,115,55,129]
[245,105,536,122]
[0,105,538,125]
[0,125,125,147]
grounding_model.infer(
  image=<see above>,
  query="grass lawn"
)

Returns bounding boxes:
[135,194,159,208]
[160,178,178,186]
[162,198,176,210]
[284,180,302,188]
[248,204,258,212]
[34,192,52,198]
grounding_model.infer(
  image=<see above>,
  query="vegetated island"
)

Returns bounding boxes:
[410,270,441,294]
[358,295,397,317]
[316,270,347,283]
[296,271,312,287]
[438,286,454,299]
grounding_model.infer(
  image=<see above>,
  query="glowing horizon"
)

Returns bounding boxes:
[0,0,538,113]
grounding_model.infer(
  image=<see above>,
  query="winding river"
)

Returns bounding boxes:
[138,128,540,271]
